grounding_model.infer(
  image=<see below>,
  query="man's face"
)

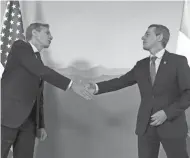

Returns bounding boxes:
[35,26,53,48]
[141,27,158,51]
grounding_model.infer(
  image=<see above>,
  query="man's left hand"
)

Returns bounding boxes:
[38,128,47,141]
[188,130,190,137]
[150,110,167,126]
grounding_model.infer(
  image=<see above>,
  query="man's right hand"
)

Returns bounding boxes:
[71,82,93,100]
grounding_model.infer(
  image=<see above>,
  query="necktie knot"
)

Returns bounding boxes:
[35,51,40,56]
[35,52,42,62]
[151,56,157,63]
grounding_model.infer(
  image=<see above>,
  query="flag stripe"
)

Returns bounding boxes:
[176,0,190,66]
[180,0,190,39]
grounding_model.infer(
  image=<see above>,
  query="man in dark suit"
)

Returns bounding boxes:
[1,23,92,158]
[85,24,190,158]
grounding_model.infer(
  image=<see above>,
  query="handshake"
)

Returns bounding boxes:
[71,82,97,100]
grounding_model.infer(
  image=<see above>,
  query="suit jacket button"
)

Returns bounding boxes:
[152,95,155,99]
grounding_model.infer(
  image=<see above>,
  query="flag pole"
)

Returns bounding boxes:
[179,0,185,30]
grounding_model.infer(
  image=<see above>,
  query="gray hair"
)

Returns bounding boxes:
[25,23,49,41]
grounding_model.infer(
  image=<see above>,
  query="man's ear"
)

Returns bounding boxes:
[157,33,163,42]
[32,29,38,38]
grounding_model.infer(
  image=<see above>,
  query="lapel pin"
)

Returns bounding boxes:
[163,61,167,64]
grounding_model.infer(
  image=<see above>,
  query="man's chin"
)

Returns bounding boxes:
[143,46,148,51]
[44,45,50,48]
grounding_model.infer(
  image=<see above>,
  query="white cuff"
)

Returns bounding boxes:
[94,83,99,94]
[67,80,73,90]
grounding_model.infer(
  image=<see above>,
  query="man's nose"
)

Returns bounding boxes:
[141,36,145,40]
[49,35,53,40]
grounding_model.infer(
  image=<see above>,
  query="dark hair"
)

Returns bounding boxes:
[148,24,170,48]
[25,23,49,41]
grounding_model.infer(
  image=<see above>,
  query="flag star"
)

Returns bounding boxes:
[5,52,9,56]
[10,20,14,24]
[16,30,20,34]
[11,12,15,17]
[2,24,6,29]
[1,1,25,66]
[5,8,9,13]
[15,38,19,41]
[4,16,8,21]
[7,44,11,48]
[9,28,13,33]
[8,36,12,41]
[12,4,16,9]
[0,49,2,54]
[0,32,5,37]
[0,40,3,45]
[17,22,21,26]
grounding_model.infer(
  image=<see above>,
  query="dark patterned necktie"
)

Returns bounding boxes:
[35,52,43,86]
[35,52,43,63]
[150,56,157,85]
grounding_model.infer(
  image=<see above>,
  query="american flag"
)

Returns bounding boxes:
[0,0,25,67]
[176,0,190,66]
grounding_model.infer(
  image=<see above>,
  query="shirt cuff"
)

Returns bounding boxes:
[94,83,99,94]
[67,80,73,90]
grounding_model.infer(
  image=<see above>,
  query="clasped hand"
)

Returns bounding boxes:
[71,82,94,100]
[84,83,97,94]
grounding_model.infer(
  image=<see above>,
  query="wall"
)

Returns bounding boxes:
[1,1,189,158]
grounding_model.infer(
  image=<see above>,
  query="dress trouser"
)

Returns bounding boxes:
[1,105,37,158]
[138,125,189,158]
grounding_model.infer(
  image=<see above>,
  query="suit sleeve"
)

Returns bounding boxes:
[164,56,190,121]
[39,92,45,128]
[96,64,137,94]
[12,40,71,91]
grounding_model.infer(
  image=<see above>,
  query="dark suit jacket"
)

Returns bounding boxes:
[1,40,71,128]
[96,50,190,138]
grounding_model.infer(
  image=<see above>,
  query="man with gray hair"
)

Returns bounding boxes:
[1,22,92,158]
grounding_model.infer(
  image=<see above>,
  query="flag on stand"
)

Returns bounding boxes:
[176,0,190,140]
[176,0,190,65]
[0,0,25,67]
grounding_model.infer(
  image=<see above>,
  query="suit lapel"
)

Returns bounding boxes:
[153,51,169,88]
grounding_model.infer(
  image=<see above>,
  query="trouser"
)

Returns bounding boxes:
[138,125,189,158]
[1,119,36,158]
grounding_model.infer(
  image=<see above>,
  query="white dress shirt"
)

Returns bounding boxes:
[150,49,165,73]
[29,41,39,53]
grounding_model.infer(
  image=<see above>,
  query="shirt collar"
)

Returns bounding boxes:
[150,49,165,59]
[28,41,39,53]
